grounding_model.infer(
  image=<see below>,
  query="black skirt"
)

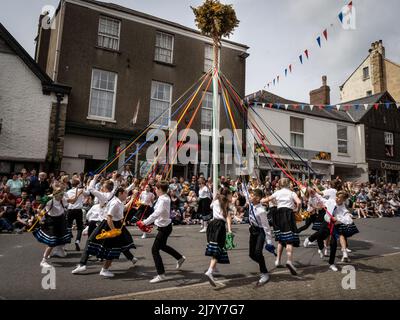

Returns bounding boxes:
[312,209,326,231]
[336,223,359,238]
[205,219,229,264]
[272,207,300,247]
[87,220,136,260]
[267,207,277,227]
[198,197,212,221]
[33,214,72,247]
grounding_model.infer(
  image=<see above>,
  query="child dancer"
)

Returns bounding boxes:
[249,189,274,286]
[198,178,212,233]
[33,187,72,268]
[84,187,136,277]
[135,184,155,239]
[139,181,186,283]
[262,178,301,275]
[204,187,233,287]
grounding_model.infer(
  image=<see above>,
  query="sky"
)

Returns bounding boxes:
[1,0,400,104]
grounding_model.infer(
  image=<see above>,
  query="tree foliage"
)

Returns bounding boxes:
[191,0,239,41]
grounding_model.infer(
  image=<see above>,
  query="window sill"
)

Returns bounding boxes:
[362,76,370,81]
[338,153,350,157]
[154,60,175,67]
[95,46,121,54]
[86,116,117,124]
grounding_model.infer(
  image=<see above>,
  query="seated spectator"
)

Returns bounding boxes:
[6,173,23,197]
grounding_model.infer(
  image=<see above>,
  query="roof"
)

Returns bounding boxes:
[77,0,249,50]
[0,22,71,95]
[339,55,369,89]
[342,91,396,122]
[245,90,355,123]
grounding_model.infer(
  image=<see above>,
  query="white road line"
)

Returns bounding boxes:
[93,251,400,300]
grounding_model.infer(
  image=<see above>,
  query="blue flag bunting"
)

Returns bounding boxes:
[355,104,360,110]
[273,79,275,86]
[317,36,321,48]
[299,55,303,64]
[301,104,305,111]
[276,103,281,109]
[385,102,391,109]
[338,11,344,23]
[285,69,288,77]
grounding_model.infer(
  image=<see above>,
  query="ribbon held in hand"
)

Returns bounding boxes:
[225,232,236,250]
[265,243,277,256]
[136,220,153,233]
[95,228,122,240]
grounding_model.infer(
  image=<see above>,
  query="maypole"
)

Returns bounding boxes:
[192,0,239,198]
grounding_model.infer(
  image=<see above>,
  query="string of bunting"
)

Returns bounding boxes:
[265,1,353,90]
[252,102,400,111]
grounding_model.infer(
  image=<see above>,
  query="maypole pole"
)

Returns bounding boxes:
[192,0,239,198]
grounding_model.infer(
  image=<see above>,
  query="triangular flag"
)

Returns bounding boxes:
[289,64,292,73]
[276,103,281,109]
[326,105,333,111]
[374,103,379,110]
[301,104,305,111]
[364,104,369,110]
[385,102,391,109]
[267,83,270,88]
[336,105,341,111]
[285,69,288,77]
[344,105,351,111]
[309,105,314,111]
[323,29,328,41]
[262,103,266,108]
[338,12,344,23]
[284,104,289,110]
[317,36,321,48]
[397,103,400,109]
[299,55,303,64]
[318,105,324,110]
[355,104,360,110]
[277,76,280,83]
[253,103,258,108]
[304,50,309,59]
[268,103,273,109]
[273,79,276,86]
[348,1,353,10]
[293,104,299,109]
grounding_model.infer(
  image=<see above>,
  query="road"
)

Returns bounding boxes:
[0,218,399,300]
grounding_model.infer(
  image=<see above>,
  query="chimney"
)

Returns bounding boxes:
[369,40,386,94]
[310,75,331,106]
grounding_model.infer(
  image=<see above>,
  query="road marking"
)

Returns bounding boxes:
[93,251,400,300]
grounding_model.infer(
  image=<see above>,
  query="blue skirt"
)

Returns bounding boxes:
[336,223,359,238]
[33,214,72,247]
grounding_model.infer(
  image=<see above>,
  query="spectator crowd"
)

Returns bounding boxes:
[1,165,400,234]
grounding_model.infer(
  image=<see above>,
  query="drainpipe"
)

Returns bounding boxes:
[51,93,64,171]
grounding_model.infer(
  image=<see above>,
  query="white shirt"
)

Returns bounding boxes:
[250,203,273,244]
[334,204,353,225]
[323,188,337,201]
[121,170,132,179]
[143,194,171,227]
[140,191,155,206]
[45,199,67,217]
[65,187,89,210]
[271,188,298,209]
[211,200,226,221]
[106,197,124,221]
[307,194,326,211]
[199,185,211,199]
[88,179,115,220]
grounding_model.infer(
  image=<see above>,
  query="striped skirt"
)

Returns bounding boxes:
[272,207,300,247]
[336,223,359,238]
[86,220,136,260]
[33,214,72,247]
[205,219,230,264]
[312,209,326,231]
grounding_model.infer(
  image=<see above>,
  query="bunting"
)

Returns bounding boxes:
[317,36,321,48]
[304,49,309,59]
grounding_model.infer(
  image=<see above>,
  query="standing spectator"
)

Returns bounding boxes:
[29,172,50,198]
[6,173,23,197]
[121,165,133,180]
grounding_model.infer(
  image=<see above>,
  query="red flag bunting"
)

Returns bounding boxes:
[293,104,299,109]
[323,29,328,41]
[268,103,273,109]
[374,103,379,110]
[289,64,292,73]
[318,105,324,110]
[305,49,309,59]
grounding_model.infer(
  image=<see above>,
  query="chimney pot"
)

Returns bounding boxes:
[322,75,327,86]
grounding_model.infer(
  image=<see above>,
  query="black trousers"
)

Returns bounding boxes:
[79,220,134,265]
[249,225,268,274]
[152,223,183,275]
[309,222,337,265]
[67,209,84,242]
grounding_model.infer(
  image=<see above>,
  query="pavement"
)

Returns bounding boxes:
[0,217,400,300]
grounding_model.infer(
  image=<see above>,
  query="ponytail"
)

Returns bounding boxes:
[217,187,232,219]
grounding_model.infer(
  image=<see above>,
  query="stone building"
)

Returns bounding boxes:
[340,40,400,103]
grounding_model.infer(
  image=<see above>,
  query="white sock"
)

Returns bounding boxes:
[207,267,213,274]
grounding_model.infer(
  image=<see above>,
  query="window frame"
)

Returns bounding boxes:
[87,68,118,122]
[337,125,348,155]
[384,132,394,158]
[362,66,370,80]
[154,31,175,64]
[149,80,173,129]
[204,44,213,73]
[290,117,304,149]
[97,16,121,51]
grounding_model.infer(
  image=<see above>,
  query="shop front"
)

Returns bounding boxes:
[368,159,400,184]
